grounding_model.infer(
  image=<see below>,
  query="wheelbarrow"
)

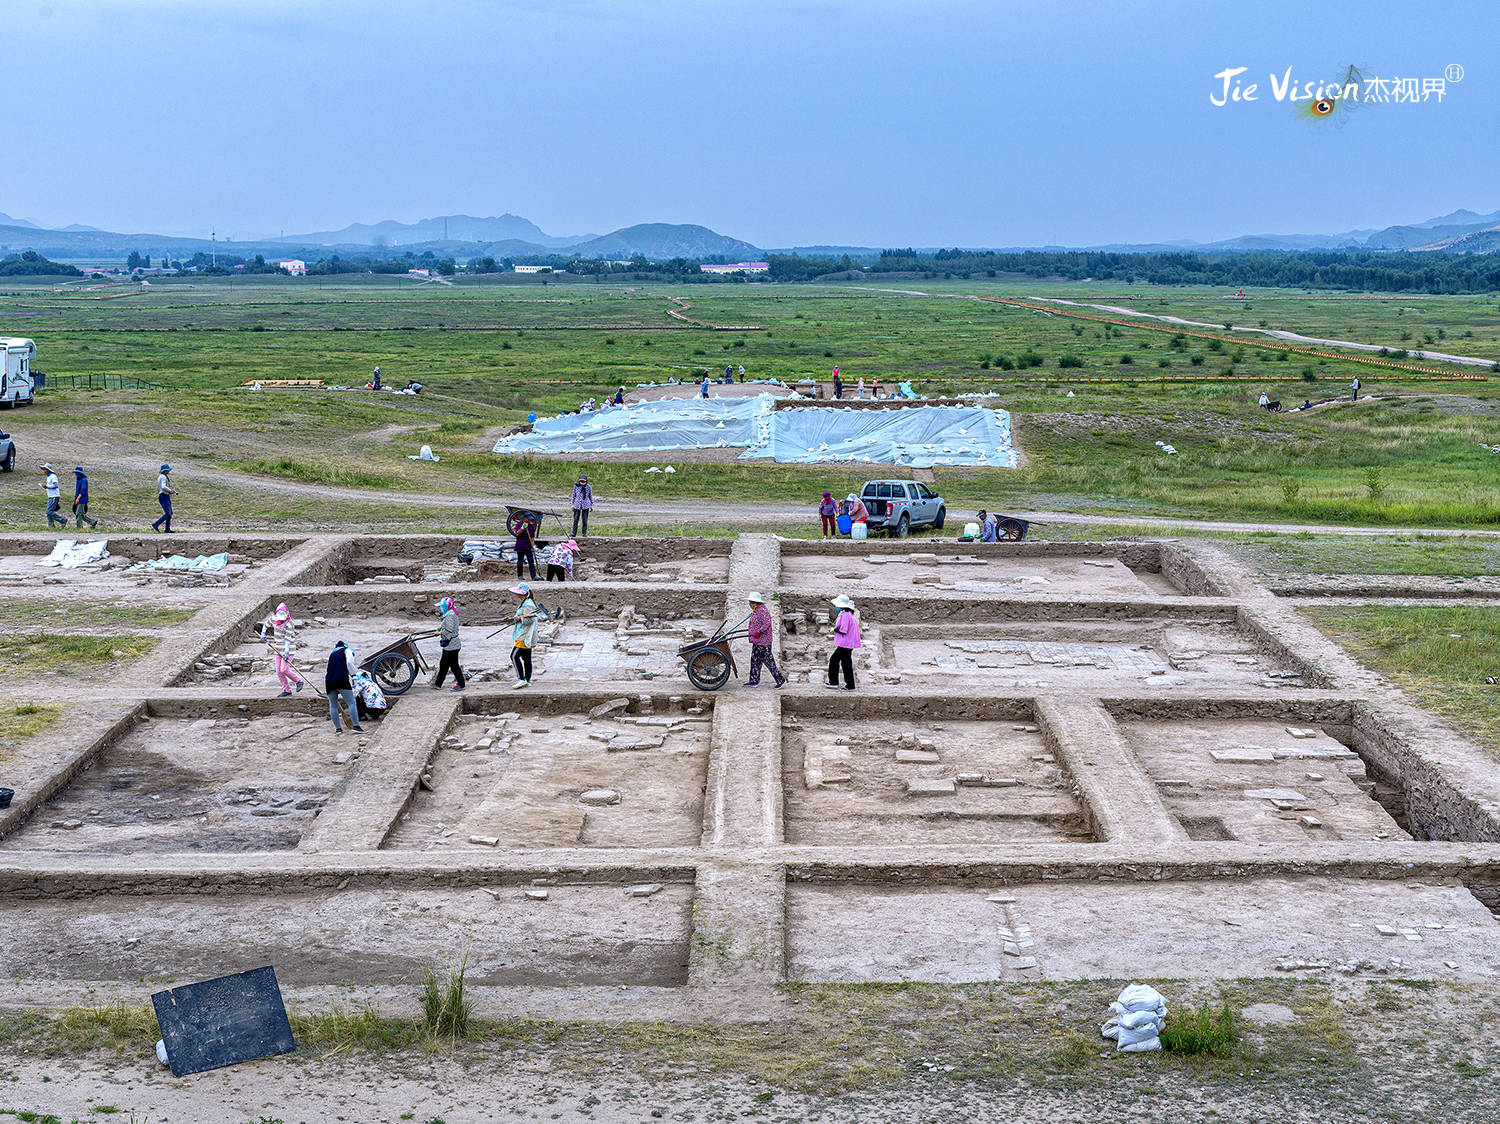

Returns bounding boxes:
[676,614,749,691]
[994,516,1030,541]
[504,503,567,537]
[359,629,437,697]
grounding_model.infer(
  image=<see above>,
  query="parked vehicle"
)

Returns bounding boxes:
[1,338,37,408]
[0,430,12,472]
[857,479,946,537]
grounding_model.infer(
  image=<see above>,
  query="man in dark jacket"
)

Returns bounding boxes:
[325,641,364,733]
[72,467,100,529]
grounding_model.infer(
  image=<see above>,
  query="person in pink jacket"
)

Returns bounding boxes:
[742,591,786,688]
[825,594,860,690]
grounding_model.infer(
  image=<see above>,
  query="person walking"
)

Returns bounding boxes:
[151,463,177,533]
[514,519,539,581]
[72,467,100,529]
[572,474,594,537]
[1351,376,1361,403]
[324,641,364,733]
[700,376,710,399]
[371,365,382,389]
[509,583,539,688]
[737,364,746,381]
[259,603,307,697]
[743,592,786,689]
[856,378,866,400]
[871,378,881,399]
[817,491,838,539]
[432,596,466,690]
[825,594,860,691]
[832,371,843,399]
[40,463,67,528]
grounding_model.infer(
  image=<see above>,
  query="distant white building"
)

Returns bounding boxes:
[513,264,552,274]
[278,258,307,276]
[700,261,769,274]
[407,268,431,278]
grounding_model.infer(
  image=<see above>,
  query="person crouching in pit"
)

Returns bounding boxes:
[743,591,786,689]
[509,583,539,689]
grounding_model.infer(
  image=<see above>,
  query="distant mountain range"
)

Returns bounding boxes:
[3,205,1499,265]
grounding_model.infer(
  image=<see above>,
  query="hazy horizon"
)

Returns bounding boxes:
[5,0,1494,247]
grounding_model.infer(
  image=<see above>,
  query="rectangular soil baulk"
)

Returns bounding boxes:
[335,539,731,587]
[0,884,694,988]
[782,617,1298,691]
[386,707,714,850]
[191,614,723,687]
[1116,717,1409,843]
[0,713,352,854]
[781,717,1089,845]
[778,553,1181,598]
[786,878,1500,983]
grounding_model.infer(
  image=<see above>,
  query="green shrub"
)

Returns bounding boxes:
[420,952,470,1039]
[1057,355,1085,369]
[1161,1002,1238,1056]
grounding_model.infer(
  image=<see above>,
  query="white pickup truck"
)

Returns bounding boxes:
[1,338,37,408]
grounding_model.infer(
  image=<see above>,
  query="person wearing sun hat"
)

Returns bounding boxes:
[259,602,306,697]
[743,591,786,689]
[431,595,466,691]
[508,583,539,688]
[547,538,579,582]
[571,474,594,538]
[39,463,67,528]
[825,594,860,691]
[152,463,177,533]
[817,491,838,540]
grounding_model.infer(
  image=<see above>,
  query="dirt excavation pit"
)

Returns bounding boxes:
[190,608,724,687]
[387,702,715,850]
[787,877,1500,983]
[0,711,350,854]
[781,717,1092,845]
[0,536,295,592]
[0,883,694,988]
[780,615,1304,690]
[331,537,731,587]
[1116,717,1409,843]
[778,552,1182,598]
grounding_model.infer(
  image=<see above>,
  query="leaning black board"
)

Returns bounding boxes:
[151,965,296,1076]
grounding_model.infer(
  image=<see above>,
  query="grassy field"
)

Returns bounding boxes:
[1303,603,1500,761]
[1,277,1499,533]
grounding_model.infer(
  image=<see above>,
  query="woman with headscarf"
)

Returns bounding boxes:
[844,492,869,527]
[825,594,861,691]
[509,583,539,688]
[546,538,579,582]
[817,492,838,540]
[743,592,786,689]
[324,640,364,733]
[259,603,306,697]
[432,596,466,691]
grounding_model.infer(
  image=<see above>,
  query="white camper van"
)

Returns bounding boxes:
[1,338,37,407]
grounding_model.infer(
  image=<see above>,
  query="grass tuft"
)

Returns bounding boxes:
[1161,1001,1239,1056]
[421,951,471,1039]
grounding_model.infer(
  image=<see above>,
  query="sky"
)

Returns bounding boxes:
[3,0,1495,247]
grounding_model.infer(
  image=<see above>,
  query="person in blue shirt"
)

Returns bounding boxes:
[72,467,100,529]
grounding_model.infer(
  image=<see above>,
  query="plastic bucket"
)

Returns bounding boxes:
[850,523,868,540]
[836,514,853,535]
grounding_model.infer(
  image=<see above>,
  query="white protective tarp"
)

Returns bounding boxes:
[495,398,1015,468]
[38,539,110,568]
[749,405,1015,468]
[494,396,773,456]
[128,552,230,573]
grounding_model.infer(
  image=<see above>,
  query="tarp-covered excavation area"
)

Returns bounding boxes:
[494,396,1017,468]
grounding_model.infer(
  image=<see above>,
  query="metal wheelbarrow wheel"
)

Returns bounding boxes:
[370,652,417,696]
[685,646,734,691]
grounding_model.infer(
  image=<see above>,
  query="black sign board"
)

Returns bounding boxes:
[151,965,297,1076]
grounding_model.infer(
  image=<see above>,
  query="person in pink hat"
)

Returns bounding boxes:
[259,603,306,697]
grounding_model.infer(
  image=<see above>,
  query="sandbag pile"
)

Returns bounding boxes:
[1100,983,1167,1052]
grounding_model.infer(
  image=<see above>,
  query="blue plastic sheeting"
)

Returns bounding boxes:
[749,405,1015,468]
[495,396,773,455]
[494,398,1016,468]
